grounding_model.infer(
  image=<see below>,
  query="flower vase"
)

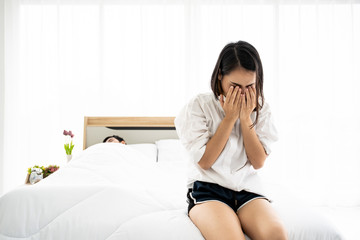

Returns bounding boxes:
[66,154,72,162]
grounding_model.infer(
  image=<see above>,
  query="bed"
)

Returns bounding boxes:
[0,117,344,240]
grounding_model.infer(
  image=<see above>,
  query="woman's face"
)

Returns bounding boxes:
[219,67,256,97]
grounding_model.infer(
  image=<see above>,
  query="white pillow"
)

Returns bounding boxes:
[128,143,157,162]
[155,139,189,162]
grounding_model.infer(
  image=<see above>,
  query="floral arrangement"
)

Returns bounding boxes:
[43,165,60,178]
[26,165,60,184]
[27,165,60,178]
[27,165,45,175]
[63,130,75,155]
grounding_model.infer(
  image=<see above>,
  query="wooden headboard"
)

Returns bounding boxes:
[83,117,178,149]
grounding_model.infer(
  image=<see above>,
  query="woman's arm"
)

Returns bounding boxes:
[198,86,241,170]
[239,86,267,169]
[198,116,236,170]
[240,118,267,169]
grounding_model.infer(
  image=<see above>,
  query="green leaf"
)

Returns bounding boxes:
[64,143,71,154]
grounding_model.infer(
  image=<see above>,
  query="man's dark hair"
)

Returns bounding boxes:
[103,135,125,143]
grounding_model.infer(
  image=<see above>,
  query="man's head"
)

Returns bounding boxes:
[103,135,126,144]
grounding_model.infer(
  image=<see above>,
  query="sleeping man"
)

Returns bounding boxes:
[103,135,126,144]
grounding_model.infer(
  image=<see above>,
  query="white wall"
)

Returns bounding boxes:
[2,0,360,205]
[0,0,4,196]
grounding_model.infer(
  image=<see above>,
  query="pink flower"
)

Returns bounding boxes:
[69,131,74,138]
[64,130,74,137]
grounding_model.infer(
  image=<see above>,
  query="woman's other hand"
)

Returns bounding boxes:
[240,85,256,122]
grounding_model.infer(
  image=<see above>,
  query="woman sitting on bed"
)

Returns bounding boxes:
[103,135,126,144]
[175,40,287,240]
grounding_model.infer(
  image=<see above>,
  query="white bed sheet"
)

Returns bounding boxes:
[0,143,344,240]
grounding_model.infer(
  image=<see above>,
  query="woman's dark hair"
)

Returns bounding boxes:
[103,135,125,143]
[210,40,264,128]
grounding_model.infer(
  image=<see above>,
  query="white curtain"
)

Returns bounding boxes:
[2,0,360,206]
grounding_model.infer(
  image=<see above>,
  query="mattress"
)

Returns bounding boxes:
[0,142,344,239]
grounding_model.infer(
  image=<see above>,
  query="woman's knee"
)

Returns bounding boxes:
[258,221,288,240]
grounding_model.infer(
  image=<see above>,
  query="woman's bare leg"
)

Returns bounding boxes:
[189,201,246,240]
[237,198,287,240]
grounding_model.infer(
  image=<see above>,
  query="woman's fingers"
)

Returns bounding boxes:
[240,93,245,110]
[247,87,252,104]
[245,88,250,108]
[225,86,234,104]
[221,86,242,121]
[250,86,256,110]
[239,86,257,120]
[230,86,240,105]
[250,86,256,103]
[235,88,241,107]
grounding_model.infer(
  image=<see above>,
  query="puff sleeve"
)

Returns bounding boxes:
[174,97,210,164]
[254,102,279,155]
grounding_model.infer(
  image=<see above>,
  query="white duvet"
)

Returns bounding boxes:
[0,143,344,240]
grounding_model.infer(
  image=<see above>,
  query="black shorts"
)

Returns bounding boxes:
[187,181,269,214]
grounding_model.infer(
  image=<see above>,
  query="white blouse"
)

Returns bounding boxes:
[174,92,278,197]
